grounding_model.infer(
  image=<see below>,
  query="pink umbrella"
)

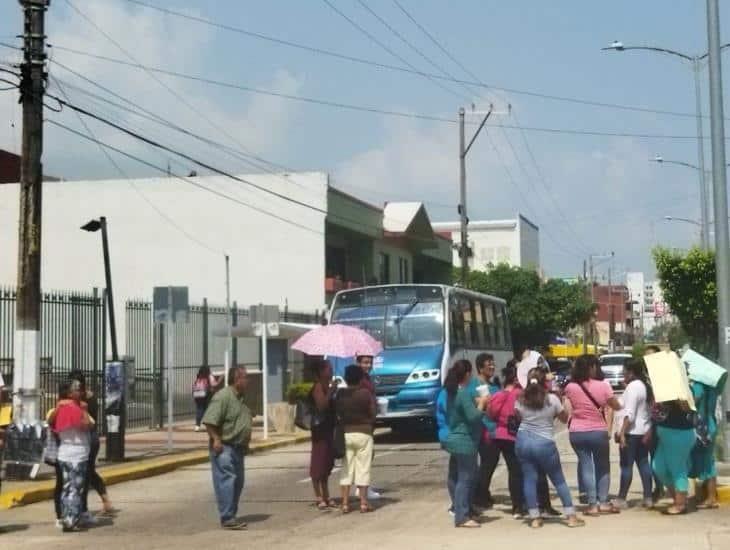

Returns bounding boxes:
[291,324,383,358]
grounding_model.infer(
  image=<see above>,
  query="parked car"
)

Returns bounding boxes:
[599,353,632,391]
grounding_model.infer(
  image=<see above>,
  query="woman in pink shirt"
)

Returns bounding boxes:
[488,361,525,518]
[564,355,622,515]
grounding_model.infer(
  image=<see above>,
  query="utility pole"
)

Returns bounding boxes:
[458,108,468,285]
[14,0,49,425]
[706,0,730,460]
[693,56,711,250]
[608,267,614,350]
[458,105,495,286]
[225,254,232,385]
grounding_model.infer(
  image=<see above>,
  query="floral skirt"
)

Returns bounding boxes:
[59,460,88,529]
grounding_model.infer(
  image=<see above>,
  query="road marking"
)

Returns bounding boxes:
[296,443,413,483]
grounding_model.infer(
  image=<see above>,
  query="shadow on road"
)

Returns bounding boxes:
[0,524,30,534]
[239,513,271,524]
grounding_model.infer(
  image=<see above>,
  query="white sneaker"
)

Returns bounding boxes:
[55,519,64,530]
[194,426,201,432]
[80,512,98,526]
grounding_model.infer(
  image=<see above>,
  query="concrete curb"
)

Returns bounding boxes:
[718,485,730,504]
[0,432,311,510]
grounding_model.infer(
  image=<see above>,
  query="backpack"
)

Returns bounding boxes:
[192,377,209,399]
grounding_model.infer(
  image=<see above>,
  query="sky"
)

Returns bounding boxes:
[0,0,726,282]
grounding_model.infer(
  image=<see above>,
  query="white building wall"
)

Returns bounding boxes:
[0,172,328,352]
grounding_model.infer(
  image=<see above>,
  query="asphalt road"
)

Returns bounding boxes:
[1,431,729,550]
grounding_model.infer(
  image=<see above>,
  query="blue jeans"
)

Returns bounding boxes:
[570,430,610,506]
[195,398,208,427]
[449,452,478,526]
[619,434,652,500]
[210,444,245,523]
[516,431,575,519]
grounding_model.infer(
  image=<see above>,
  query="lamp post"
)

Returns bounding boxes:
[603,40,730,250]
[81,217,118,361]
[82,216,124,461]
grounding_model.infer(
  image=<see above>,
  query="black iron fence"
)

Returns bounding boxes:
[0,287,105,423]
[1,287,318,431]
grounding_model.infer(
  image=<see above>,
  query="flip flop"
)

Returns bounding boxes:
[599,506,621,515]
[360,504,374,513]
[664,507,687,516]
[696,502,720,510]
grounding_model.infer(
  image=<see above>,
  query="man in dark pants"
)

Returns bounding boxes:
[203,366,252,530]
[474,354,501,508]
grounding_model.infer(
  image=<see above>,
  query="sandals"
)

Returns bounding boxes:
[341,505,351,515]
[665,506,687,515]
[456,519,481,528]
[696,502,719,510]
[566,517,586,528]
[316,501,329,511]
[360,504,374,513]
[598,505,621,515]
[530,518,544,529]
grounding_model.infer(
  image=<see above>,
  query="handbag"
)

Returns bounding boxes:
[694,384,712,448]
[496,389,520,436]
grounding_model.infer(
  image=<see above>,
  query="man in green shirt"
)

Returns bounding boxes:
[202,366,253,530]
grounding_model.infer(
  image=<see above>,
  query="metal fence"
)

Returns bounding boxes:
[1,287,318,431]
[0,286,105,423]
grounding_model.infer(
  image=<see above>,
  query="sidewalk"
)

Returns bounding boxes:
[0,420,311,509]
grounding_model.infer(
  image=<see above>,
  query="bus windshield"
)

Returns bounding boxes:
[332,301,444,349]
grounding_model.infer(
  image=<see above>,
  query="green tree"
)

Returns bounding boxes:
[652,247,716,357]
[455,264,594,350]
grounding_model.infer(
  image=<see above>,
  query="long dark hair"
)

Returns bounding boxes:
[196,366,211,380]
[625,358,654,404]
[520,368,548,410]
[572,354,598,383]
[444,360,471,398]
[502,360,519,387]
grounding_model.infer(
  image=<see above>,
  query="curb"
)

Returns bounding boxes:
[718,485,730,504]
[0,432,311,510]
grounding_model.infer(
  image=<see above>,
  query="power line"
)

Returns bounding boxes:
[35,47,713,141]
[47,119,324,235]
[47,92,328,214]
[62,0,290,197]
[51,75,222,255]
[119,0,713,121]
[327,0,467,101]
[354,0,477,99]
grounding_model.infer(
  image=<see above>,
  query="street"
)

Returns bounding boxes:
[1,430,729,550]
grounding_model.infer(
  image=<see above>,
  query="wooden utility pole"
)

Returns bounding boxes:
[14,0,49,424]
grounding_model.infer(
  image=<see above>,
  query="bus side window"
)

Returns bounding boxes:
[471,299,484,347]
[450,296,465,349]
[494,304,505,348]
[484,303,496,347]
[462,296,473,347]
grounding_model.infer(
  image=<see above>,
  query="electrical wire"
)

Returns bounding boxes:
[38,47,711,141]
[120,0,711,121]
[328,0,468,101]
[47,119,324,235]
[51,75,223,255]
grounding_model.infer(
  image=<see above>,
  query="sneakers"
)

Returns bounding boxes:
[194,425,201,432]
[221,519,248,530]
[642,498,654,509]
[448,507,455,516]
[55,519,64,530]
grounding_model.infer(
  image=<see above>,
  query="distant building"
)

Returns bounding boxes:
[431,214,540,271]
[626,272,671,336]
[593,284,633,347]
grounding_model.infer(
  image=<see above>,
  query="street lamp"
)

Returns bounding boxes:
[81,216,118,362]
[664,215,701,227]
[603,40,730,250]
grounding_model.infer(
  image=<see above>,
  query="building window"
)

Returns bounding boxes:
[398,257,409,283]
[378,252,390,284]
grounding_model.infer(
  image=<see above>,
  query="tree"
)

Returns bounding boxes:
[455,264,594,350]
[652,246,716,357]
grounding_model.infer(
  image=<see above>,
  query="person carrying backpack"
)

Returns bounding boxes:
[193,366,213,431]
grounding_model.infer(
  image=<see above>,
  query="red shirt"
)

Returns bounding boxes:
[488,387,522,442]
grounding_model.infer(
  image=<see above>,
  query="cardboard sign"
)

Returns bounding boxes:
[645,351,695,410]
[681,348,728,391]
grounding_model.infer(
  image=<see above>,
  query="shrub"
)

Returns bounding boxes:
[286,382,313,405]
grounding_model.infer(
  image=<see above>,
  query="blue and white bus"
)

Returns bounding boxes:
[329,284,513,431]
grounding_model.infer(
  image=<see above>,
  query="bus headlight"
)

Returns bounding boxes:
[405,369,441,384]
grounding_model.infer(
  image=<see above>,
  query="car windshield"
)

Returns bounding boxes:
[332,302,444,349]
[600,356,630,367]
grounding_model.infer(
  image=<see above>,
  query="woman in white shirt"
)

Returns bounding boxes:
[613,359,653,509]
